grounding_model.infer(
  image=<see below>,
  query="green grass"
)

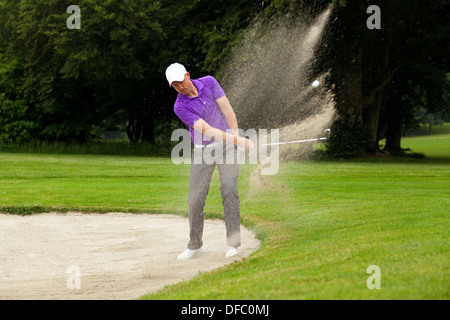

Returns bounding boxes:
[0,154,190,215]
[405,122,450,136]
[401,133,450,159]
[0,133,449,299]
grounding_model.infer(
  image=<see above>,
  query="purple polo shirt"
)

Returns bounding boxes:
[173,76,230,145]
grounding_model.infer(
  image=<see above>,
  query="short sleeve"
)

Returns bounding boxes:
[205,76,225,100]
[174,102,200,128]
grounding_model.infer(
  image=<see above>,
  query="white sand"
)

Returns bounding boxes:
[0,212,260,300]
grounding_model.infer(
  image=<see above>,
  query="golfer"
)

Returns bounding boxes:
[165,63,252,259]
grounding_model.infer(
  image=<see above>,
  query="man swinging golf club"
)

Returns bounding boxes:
[165,63,253,259]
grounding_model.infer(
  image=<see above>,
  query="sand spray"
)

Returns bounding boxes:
[219,6,334,187]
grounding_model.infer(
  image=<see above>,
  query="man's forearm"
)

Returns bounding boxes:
[193,118,250,148]
[225,112,239,136]
[203,127,238,144]
[216,96,239,136]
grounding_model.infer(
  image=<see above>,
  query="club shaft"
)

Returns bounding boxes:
[261,137,326,147]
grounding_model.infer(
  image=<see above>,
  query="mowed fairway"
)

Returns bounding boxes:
[1,134,449,299]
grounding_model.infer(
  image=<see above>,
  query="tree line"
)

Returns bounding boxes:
[320,0,450,156]
[0,0,449,157]
[0,0,265,144]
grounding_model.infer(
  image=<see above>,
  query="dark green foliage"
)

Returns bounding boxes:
[0,0,266,144]
[318,0,450,156]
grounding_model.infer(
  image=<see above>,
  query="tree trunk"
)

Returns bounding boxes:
[334,50,365,126]
[385,116,402,154]
[126,120,141,143]
[126,104,156,144]
[384,93,403,154]
[364,91,383,152]
[362,3,393,153]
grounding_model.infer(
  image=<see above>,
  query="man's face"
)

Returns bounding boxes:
[171,73,193,96]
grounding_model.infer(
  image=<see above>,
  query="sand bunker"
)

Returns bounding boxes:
[0,212,260,300]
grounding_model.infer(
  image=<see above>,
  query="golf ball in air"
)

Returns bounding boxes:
[312,80,320,88]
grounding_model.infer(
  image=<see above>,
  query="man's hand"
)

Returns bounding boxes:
[215,96,254,149]
[236,136,254,150]
[193,119,254,150]
[231,128,253,150]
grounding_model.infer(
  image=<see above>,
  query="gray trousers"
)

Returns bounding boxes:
[187,143,241,250]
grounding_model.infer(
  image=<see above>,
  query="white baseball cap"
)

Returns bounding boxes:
[165,63,187,87]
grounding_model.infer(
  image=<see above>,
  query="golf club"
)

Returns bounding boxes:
[261,129,330,147]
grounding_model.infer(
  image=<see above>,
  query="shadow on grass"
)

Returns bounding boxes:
[291,149,450,165]
[0,141,174,158]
